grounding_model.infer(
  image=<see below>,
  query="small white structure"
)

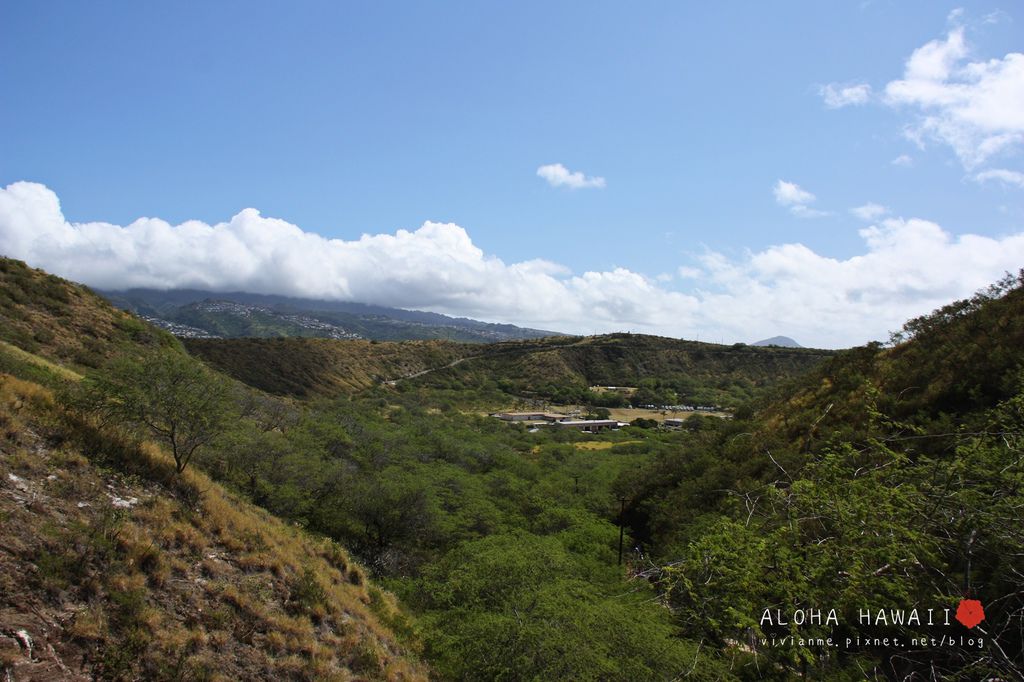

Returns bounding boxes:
[554,419,622,433]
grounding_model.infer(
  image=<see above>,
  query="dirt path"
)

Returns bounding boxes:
[383,337,587,385]
[384,355,475,385]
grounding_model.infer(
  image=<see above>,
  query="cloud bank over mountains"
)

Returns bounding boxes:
[2,181,1023,349]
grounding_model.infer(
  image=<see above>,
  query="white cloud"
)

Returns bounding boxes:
[982,10,1009,25]
[851,202,889,220]
[691,217,1024,347]
[788,205,831,219]
[974,168,1024,189]
[883,25,1024,168]
[819,82,872,108]
[773,180,815,206]
[773,180,829,218]
[677,266,702,279]
[0,181,686,335]
[891,154,914,166]
[536,163,606,189]
[2,181,1023,349]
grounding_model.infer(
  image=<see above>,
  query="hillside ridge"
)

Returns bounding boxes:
[0,256,430,679]
[0,374,427,680]
[101,287,561,343]
[184,333,833,405]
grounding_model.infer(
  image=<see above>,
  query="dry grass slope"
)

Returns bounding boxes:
[0,257,176,371]
[0,374,428,681]
[184,337,475,397]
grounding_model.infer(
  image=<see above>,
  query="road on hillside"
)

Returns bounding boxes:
[382,337,588,385]
[384,355,473,385]
[381,335,828,386]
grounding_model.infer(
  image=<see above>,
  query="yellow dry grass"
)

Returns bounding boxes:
[0,373,429,681]
[0,340,83,380]
[573,440,642,451]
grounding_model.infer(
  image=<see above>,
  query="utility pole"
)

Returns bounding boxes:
[617,497,626,566]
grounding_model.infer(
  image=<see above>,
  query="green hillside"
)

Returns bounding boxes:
[0,258,429,679]
[185,333,832,407]
[0,258,738,680]
[184,337,475,397]
[410,333,832,407]
[0,258,176,372]
[172,302,353,339]
[747,272,1024,457]
[0,373,427,681]
[619,271,1024,678]
[3,256,1022,680]
[102,288,560,343]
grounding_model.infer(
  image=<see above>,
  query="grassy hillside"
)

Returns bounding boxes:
[7,255,1020,678]
[751,271,1024,456]
[0,257,429,679]
[413,333,832,406]
[184,337,475,397]
[0,374,426,680]
[619,272,1024,678]
[185,333,832,406]
[0,259,737,680]
[171,302,357,339]
[0,258,175,371]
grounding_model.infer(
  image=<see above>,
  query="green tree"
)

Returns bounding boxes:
[407,533,727,681]
[80,351,234,473]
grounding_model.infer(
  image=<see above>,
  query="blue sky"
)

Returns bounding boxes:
[1,2,1022,347]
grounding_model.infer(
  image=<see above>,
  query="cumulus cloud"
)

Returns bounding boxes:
[850,202,889,220]
[974,168,1024,189]
[691,217,1024,347]
[536,163,606,189]
[0,181,687,335]
[2,181,1023,349]
[891,154,914,166]
[883,24,1024,168]
[773,180,815,205]
[819,82,872,108]
[773,180,829,218]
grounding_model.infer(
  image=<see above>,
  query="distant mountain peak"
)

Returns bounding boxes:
[752,335,802,348]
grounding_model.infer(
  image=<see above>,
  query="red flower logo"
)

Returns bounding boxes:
[955,599,985,629]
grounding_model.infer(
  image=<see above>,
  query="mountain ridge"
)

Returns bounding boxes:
[101,288,561,343]
[185,332,833,406]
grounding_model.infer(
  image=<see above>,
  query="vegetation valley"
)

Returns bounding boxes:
[1,255,1022,680]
